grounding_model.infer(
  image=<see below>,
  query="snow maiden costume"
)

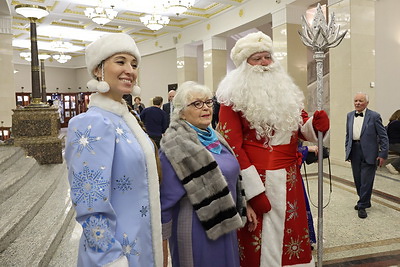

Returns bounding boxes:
[159,118,246,267]
[65,33,162,267]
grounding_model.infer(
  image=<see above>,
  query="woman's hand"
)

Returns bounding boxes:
[246,203,258,232]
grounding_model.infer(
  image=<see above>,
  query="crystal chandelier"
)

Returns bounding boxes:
[51,40,73,53]
[52,53,72,64]
[164,0,194,15]
[140,13,170,31]
[20,52,50,61]
[84,5,118,25]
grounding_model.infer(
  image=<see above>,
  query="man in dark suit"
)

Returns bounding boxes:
[162,90,176,126]
[345,92,389,219]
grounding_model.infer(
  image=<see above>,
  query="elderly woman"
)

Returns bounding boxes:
[159,81,247,267]
[65,33,162,267]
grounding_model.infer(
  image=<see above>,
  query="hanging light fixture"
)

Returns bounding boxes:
[84,5,118,25]
[52,53,72,64]
[50,40,73,53]
[164,0,194,15]
[140,13,170,31]
[20,52,31,61]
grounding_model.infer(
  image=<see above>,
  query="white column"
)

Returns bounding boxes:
[0,15,16,127]
[203,36,227,93]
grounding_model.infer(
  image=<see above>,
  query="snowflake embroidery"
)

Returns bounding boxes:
[286,165,297,191]
[114,175,133,192]
[82,214,115,253]
[287,200,299,221]
[217,122,231,140]
[251,233,262,253]
[71,125,101,156]
[284,236,304,260]
[140,206,148,217]
[71,165,109,209]
[115,123,132,144]
[122,233,140,259]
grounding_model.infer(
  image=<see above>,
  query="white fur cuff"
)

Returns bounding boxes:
[300,118,329,144]
[241,165,265,200]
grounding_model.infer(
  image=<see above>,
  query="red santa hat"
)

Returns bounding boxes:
[230,31,274,67]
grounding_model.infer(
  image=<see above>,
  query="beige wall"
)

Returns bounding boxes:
[14,64,82,93]
[375,0,400,123]
[138,49,178,107]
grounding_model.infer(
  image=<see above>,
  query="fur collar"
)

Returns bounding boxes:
[161,119,246,240]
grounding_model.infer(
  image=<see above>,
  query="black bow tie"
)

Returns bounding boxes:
[355,112,363,117]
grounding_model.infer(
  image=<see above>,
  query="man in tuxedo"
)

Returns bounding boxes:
[345,92,389,219]
[162,90,176,126]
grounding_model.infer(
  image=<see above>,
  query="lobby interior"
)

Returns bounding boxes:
[0,0,399,266]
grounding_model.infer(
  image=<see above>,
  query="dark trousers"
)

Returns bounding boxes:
[350,141,376,208]
[389,143,400,170]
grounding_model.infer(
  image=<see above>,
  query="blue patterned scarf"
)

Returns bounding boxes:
[185,121,222,154]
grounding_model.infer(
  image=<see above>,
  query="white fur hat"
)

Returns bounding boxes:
[230,31,273,67]
[85,33,141,78]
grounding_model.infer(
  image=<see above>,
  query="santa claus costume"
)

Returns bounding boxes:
[216,31,329,267]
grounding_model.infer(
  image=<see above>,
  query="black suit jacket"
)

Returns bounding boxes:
[162,102,172,126]
[162,102,172,116]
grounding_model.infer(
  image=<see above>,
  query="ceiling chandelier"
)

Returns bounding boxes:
[52,53,72,64]
[51,40,73,53]
[140,13,170,31]
[20,52,50,62]
[84,5,118,25]
[164,0,195,15]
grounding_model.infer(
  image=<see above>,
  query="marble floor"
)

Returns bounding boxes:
[53,153,400,266]
[304,159,400,266]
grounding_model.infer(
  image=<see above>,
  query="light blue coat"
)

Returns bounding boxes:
[65,93,162,267]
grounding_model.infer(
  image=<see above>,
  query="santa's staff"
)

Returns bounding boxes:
[298,3,347,267]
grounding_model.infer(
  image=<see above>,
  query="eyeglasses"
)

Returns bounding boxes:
[187,99,214,109]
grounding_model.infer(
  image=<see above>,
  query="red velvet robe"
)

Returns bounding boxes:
[218,104,315,267]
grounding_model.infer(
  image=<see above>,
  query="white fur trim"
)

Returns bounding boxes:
[86,33,141,78]
[132,85,141,95]
[88,93,163,267]
[231,31,273,67]
[87,79,99,92]
[97,81,110,93]
[103,256,128,267]
[260,169,287,266]
[300,117,329,144]
[240,165,265,200]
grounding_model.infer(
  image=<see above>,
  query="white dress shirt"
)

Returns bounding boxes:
[353,110,365,140]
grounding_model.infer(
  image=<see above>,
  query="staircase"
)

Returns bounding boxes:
[0,145,76,267]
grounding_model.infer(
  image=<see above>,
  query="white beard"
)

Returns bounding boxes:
[216,61,304,144]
